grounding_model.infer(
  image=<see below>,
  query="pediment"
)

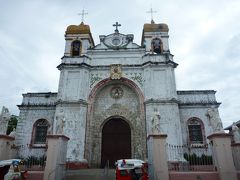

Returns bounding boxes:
[94,33,140,50]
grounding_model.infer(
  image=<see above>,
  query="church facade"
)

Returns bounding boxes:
[15,21,222,167]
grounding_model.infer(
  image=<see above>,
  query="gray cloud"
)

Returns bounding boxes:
[0,0,239,128]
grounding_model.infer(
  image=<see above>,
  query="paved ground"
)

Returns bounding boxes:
[66,168,115,180]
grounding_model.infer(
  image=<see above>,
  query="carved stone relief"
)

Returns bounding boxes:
[110,64,122,80]
[110,87,123,99]
[55,109,65,134]
[125,72,145,87]
[206,108,224,132]
[86,83,146,166]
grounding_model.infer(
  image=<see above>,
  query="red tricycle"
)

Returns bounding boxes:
[115,159,148,180]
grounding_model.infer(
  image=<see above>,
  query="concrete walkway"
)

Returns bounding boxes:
[66,168,115,180]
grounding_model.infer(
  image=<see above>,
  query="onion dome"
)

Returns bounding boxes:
[65,22,91,34]
[143,21,169,32]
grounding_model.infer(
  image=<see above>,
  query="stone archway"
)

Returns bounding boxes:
[85,78,146,167]
[101,117,131,167]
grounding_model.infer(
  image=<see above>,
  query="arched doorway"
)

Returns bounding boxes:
[101,118,131,167]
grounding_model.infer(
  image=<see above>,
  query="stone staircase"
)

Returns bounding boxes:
[65,168,115,180]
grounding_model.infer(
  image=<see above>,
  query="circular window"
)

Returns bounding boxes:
[112,38,121,46]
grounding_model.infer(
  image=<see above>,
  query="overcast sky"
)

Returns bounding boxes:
[0,0,239,127]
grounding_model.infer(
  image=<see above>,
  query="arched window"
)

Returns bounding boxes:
[32,119,50,146]
[71,40,81,56]
[151,38,163,54]
[187,118,205,144]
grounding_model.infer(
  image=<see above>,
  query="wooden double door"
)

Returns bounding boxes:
[101,118,131,167]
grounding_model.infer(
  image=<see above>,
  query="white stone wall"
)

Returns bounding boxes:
[62,50,174,66]
[179,107,213,145]
[88,50,145,66]
[143,66,177,100]
[16,107,56,158]
[177,91,217,104]
[145,102,183,146]
[54,103,87,161]
[58,68,90,101]
[178,91,220,145]
[22,93,57,105]
[16,93,57,158]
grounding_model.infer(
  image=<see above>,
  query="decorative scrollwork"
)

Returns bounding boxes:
[90,74,102,88]
[126,73,144,87]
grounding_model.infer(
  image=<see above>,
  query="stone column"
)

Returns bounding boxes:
[208,133,238,180]
[44,135,69,180]
[147,134,169,180]
[0,135,15,160]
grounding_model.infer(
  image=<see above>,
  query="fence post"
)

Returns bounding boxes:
[208,133,237,180]
[147,134,169,180]
[43,135,69,180]
[0,135,15,160]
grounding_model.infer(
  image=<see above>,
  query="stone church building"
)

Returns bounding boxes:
[15,20,222,167]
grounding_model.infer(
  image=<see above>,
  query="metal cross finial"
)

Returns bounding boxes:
[146,8,157,23]
[113,22,121,33]
[78,9,88,23]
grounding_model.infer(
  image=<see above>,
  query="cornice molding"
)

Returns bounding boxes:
[145,98,179,104]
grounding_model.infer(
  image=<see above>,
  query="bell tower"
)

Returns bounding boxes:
[141,21,170,53]
[64,22,95,57]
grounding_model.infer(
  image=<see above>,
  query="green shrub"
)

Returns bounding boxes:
[23,155,46,167]
[184,153,213,165]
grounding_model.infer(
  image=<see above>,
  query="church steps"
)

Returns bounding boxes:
[66,169,115,180]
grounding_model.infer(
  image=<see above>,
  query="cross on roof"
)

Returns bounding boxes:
[78,9,88,23]
[146,8,157,23]
[113,22,121,33]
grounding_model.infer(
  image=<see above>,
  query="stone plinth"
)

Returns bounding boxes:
[232,143,240,171]
[0,134,15,160]
[44,135,69,180]
[147,134,169,180]
[208,133,237,180]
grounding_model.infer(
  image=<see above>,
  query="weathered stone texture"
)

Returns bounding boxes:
[85,82,146,165]
[15,22,223,167]
[16,93,57,158]
[54,103,87,161]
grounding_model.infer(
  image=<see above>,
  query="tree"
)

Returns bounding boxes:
[6,115,18,135]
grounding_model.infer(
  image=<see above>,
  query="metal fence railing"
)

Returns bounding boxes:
[167,143,215,171]
[15,145,46,171]
[20,155,46,171]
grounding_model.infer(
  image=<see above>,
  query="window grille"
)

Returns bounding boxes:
[34,119,49,144]
[188,125,203,144]
[188,118,205,144]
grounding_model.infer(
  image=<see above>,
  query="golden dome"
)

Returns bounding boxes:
[65,22,91,34]
[143,22,169,32]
